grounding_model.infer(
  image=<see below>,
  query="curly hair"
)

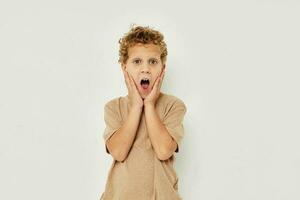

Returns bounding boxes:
[118,24,168,65]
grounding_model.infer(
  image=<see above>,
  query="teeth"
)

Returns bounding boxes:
[140,78,150,85]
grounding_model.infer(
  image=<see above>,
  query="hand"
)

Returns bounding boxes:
[123,69,144,109]
[144,69,165,106]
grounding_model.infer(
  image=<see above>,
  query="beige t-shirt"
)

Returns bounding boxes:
[100,92,187,200]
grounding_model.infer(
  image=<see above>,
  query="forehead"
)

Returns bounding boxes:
[128,43,161,58]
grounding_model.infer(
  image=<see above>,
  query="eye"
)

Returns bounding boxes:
[133,59,141,64]
[149,59,158,65]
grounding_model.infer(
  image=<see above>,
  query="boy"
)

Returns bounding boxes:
[100,25,187,200]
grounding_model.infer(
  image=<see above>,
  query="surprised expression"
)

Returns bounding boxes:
[121,43,165,99]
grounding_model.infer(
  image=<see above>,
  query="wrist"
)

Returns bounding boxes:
[129,105,143,112]
[144,101,155,108]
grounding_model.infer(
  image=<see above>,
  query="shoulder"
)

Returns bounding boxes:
[160,92,187,111]
[104,95,126,109]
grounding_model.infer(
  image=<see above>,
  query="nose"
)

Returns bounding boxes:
[141,65,150,74]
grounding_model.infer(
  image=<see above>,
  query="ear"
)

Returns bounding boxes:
[162,64,166,72]
[121,63,127,72]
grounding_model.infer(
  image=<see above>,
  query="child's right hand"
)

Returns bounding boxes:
[123,69,144,109]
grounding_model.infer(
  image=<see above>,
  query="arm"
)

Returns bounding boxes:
[144,102,178,161]
[105,105,143,162]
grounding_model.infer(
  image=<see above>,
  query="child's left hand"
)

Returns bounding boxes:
[144,69,165,106]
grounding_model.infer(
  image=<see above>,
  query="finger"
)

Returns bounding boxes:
[126,71,134,89]
[153,75,161,91]
[123,70,129,87]
[160,70,165,86]
[128,73,138,91]
[127,72,134,87]
[158,71,165,90]
[123,70,131,91]
[157,70,165,90]
[159,68,165,78]
[155,71,161,83]
[128,74,142,98]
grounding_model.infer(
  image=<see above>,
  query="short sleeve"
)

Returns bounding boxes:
[163,99,187,153]
[102,100,122,154]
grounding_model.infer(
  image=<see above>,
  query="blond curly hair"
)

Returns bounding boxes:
[118,24,168,65]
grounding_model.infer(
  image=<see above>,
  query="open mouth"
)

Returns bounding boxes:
[140,78,150,89]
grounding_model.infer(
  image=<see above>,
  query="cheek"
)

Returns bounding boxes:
[126,67,137,75]
[125,69,136,78]
[154,74,160,82]
[127,73,139,84]
[155,69,163,77]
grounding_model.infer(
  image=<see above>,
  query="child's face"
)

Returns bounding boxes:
[121,43,165,99]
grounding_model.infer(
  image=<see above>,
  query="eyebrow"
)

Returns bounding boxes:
[132,57,159,60]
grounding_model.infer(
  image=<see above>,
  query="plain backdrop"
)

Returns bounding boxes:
[0,0,299,200]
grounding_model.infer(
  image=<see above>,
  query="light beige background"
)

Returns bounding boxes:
[0,0,299,200]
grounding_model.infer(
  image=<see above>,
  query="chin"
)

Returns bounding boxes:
[140,93,148,99]
[141,91,152,99]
